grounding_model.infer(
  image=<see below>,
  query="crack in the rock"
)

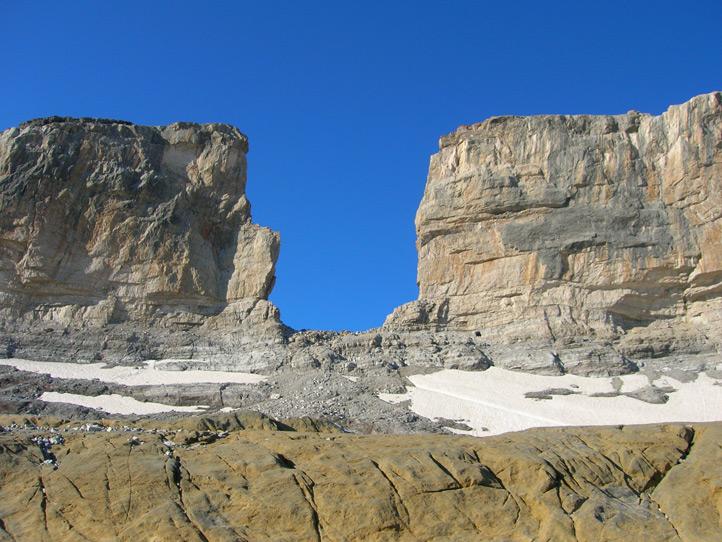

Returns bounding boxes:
[569,430,695,538]
[0,517,16,542]
[124,445,133,523]
[54,507,93,542]
[419,456,490,535]
[427,453,462,488]
[644,427,696,540]
[291,472,322,542]
[101,446,119,538]
[37,477,48,533]
[62,474,84,499]
[479,458,523,527]
[572,435,646,499]
[558,436,673,525]
[545,453,587,495]
[215,453,245,480]
[370,460,411,531]
[646,493,683,540]
[555,485,577,539]
[641,427,695,494]
[167,457,210,542]
[501,493,522,525]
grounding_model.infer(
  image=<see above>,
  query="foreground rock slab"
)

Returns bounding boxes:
[0,414,719,541]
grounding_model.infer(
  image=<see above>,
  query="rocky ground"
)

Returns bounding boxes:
[3,353,720,437]
[2,98,722,540]
[0,362,446,434]
[0,411,719,541]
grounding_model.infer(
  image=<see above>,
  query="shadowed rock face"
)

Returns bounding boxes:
[0,118,284,364]
[388,92,722,360]
[0,414,719,541]
[0,117,279,322]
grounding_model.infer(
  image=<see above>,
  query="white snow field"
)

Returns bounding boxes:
[38,392,208,415]
[379,367,722,436]
[0,358,267,386]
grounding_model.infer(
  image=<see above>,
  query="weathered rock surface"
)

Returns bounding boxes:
[3,95,722,377]
[388,92,722,369]
[0,117,284,367]
[0,414,718,541]
[0,363,447,435]
[1,101,720,542]
[0,117,505,373]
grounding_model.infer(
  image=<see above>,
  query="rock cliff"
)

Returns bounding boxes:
[2,95,721,375]
[0,414,719,541]
[0,117,285,366]
[388,92,722,370]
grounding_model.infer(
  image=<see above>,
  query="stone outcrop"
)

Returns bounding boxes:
[388,92,722,368]
[0,414,719,541]
[0,117,284,366]
[0,116,497,373]
[2,95,721,375]
[0,107,720,540]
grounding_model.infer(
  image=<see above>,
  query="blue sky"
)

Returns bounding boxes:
[2,1,721,331]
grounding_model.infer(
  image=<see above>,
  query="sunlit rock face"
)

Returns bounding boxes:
[1,415,718,541]
[0,117,283,364]
[388,92,722,360]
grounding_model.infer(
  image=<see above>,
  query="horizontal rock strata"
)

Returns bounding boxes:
[387,92,722,369]
[2,95,721,376]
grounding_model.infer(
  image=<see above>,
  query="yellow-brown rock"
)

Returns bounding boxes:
[0,415,719,541]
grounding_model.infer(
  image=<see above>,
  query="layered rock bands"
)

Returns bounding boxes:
[388,92,722,370]
[1,93,721,374]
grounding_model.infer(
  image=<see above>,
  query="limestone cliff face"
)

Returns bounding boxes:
[388,92,722,360]
[0,117,279,330]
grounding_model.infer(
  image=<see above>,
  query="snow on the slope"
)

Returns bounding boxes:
[39,392,208,415]
[0,358,266,386]
[379,367,722,437]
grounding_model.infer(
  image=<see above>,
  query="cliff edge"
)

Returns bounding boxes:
[387,92,722,372]
[0,117,284,366]
[2,94,721,376]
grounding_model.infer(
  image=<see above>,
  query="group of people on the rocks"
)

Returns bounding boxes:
[0,420,234,471]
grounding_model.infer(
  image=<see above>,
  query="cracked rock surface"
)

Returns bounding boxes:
[0,414,718,541]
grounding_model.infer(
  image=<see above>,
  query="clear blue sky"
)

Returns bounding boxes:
[2,2,721,331]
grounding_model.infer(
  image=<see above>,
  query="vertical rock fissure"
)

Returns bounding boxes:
[369,460,412,532]
[291,472,322,542]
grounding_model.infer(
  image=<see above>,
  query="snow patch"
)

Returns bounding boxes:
[39,392,208,415]
[378,367,722,437]
[1,358,266,386]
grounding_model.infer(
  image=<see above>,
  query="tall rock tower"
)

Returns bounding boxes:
[387,92,722,367]
[0,117,283,366]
